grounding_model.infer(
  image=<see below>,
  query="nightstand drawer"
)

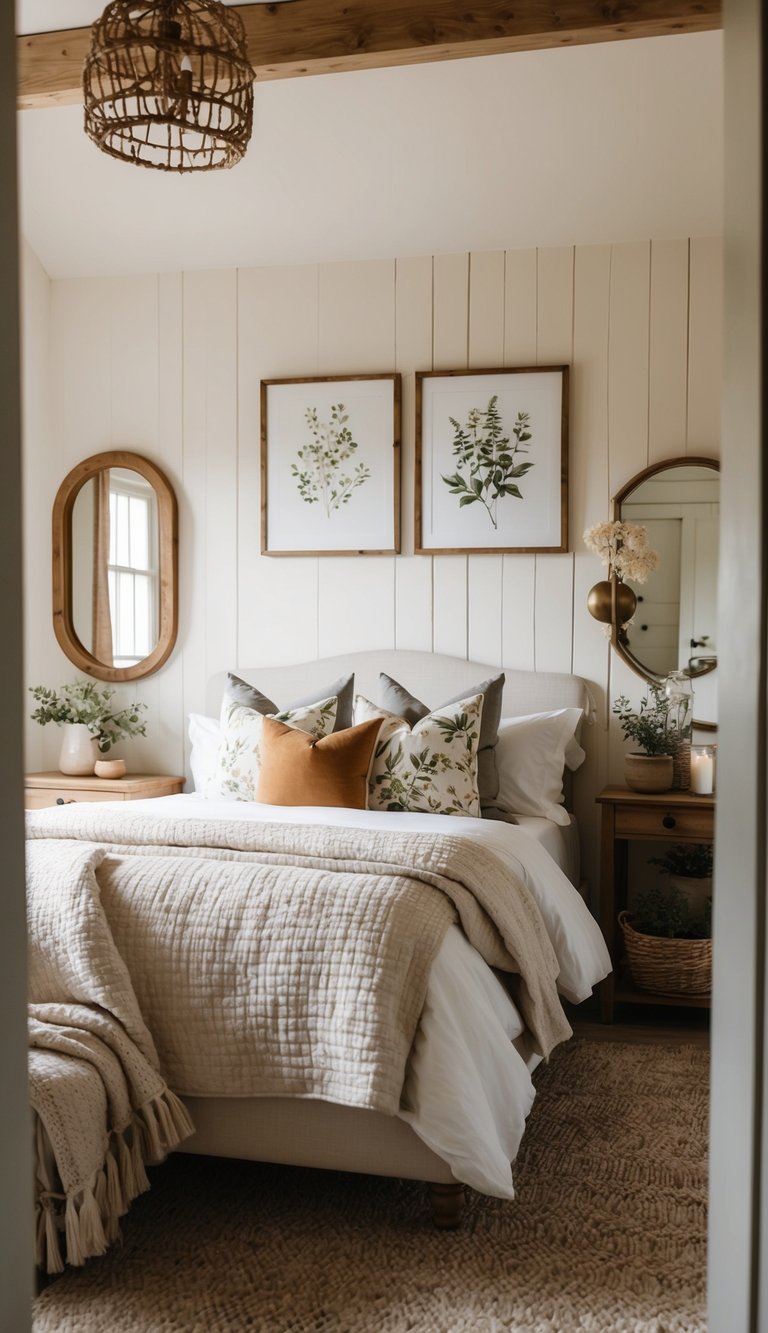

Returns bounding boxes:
[614,803,714,841]
[25,788,129,810]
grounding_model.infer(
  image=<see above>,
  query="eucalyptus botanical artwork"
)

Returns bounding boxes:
[291,403,371,518]
[261,374,401,556]
[416,367,568,555]
[441,396,534,529]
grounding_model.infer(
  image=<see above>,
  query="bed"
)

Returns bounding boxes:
[27,650,611,1264]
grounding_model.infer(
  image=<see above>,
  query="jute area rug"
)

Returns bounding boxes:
[33,1039,708,1333]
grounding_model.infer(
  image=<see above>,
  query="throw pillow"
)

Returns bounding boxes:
[377,671,504,810]
[355,693,484,818]
[214,695,338,802]
[256,716,383,809]
[222,671,354,732]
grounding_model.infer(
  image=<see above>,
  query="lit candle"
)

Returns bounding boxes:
[690,750,714,795]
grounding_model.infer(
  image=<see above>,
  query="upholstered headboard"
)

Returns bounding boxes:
[206,650,594,722]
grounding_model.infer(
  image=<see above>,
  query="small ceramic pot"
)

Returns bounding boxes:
[94,758,127,780]
[624,752,673,793]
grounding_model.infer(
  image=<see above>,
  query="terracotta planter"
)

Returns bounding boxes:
[624,752,673,793]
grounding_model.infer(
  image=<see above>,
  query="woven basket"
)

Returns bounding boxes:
[619,911,712,996]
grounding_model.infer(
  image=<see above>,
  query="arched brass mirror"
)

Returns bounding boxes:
[52,451,178,683]
[612,455,719,729]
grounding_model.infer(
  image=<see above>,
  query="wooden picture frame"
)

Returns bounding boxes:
[261,373,401,556]
[415,366,569,554]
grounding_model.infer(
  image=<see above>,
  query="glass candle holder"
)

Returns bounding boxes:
[690,744,716,795]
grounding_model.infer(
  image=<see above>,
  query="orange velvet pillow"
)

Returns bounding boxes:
[255,715,383,809]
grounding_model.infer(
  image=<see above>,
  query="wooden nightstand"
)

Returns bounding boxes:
[597,784,715,1022]
[24,772,185,810]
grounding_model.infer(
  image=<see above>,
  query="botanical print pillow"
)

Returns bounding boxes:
[214,695,338,802]
[354,693,484,818]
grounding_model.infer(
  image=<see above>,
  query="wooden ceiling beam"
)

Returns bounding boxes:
[17,0,723,111]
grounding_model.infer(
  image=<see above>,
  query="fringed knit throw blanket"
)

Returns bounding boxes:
[27,841,194,1274]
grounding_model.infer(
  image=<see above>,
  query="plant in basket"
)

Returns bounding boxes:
[612,683,685,793]
[649,842,713,916]
[620,880,712,997]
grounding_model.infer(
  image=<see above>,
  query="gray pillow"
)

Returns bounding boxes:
[377,671,505,810]
[223,672,355,733]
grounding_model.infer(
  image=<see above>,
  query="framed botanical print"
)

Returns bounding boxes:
[415,366,569,554]
[261,373,401,555]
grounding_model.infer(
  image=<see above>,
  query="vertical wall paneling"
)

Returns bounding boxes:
[503,248,537,367]
[318,259,395,376]
[21,244,52,772]
[648,239,690,464]
[607,242,652,496]
[468,556,503,666]
[316,261,396,653]
[468,250,505,664]
[570,245,613,892]
[432,252,469,371]
[501,555,536,670]
[687,235,723,458]
[317,559,395,658]
[535,247,575,673]
[395,256,433,647]
[432,252,469,657]
[181,270,239,730]
[433,556,469,658]
[28,235,722,873]
[237,264,320,668]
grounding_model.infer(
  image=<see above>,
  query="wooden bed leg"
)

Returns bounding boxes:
[430,1182,465,1230]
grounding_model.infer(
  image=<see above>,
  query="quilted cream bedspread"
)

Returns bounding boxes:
[26,808,571,1114]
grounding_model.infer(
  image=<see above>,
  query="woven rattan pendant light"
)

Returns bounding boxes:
[84,1,255,172]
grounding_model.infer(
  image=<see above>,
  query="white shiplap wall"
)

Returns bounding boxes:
[24,238,723,885]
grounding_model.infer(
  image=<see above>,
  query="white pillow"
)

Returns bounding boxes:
[188,713,221,795]
[213,695,338,802]
[495,708,584,827]
[355,693,484,818]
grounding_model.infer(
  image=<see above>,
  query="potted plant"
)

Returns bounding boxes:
[649,842,713,915]
[620,881,712,996]
[30,681,147,776]
[612,684,683,792]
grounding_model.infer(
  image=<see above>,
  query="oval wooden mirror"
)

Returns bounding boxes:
[612,455,719,729]
[52,451,178,682]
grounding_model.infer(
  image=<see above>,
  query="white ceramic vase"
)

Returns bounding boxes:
[58,723,99,775]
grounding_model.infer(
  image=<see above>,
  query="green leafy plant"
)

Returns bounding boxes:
[612,684,683,756]
[649,843,714,878]
[633,882,711,940]
[441,398,534,529]
[29,681,147,753]
[291,403,370,516]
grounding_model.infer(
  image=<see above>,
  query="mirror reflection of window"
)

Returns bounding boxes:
[106,469,158,668]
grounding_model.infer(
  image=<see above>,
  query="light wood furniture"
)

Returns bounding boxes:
[25,772,184,810]
[597,784,715,1022]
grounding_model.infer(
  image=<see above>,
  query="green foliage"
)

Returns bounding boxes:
[634,882,711,940]
[29,681,147,753]
[649,843,714,878]
[612,684,683,756]
[441,398,534,530]
[291,403,370,516]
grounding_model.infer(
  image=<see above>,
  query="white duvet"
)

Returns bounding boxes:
[96,793,610,1198]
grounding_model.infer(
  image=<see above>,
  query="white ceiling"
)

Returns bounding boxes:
[16,22,723,280]
[16,0,286,32]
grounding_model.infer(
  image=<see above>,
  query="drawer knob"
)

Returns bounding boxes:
[662,814,676,829]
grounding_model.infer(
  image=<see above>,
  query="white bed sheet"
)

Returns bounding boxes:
[76,794,610,1198]
[512,812,580,887]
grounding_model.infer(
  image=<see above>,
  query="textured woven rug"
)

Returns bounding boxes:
[33,1039,708,1333]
